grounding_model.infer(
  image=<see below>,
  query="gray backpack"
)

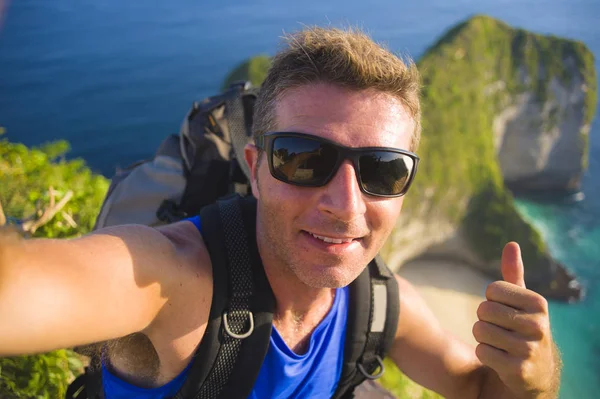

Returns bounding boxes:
[94,81,258,229]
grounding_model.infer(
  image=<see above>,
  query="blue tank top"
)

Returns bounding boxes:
[102,215,348,399]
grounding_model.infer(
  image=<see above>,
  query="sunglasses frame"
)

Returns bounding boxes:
[255,132,420,198]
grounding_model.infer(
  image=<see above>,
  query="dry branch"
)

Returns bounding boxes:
[1,187,75,234]
[61,211,78,228]
[21,188,74,233]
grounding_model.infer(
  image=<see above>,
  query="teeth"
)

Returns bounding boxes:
[310,233,353,244]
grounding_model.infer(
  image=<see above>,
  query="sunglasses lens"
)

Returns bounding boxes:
[271,137,337,185]
[359,151,414,196]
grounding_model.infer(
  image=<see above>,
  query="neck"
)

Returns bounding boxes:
[264,261,336,353]
[256,224,336,353]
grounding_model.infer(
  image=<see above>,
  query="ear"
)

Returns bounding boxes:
[244,143,260,199]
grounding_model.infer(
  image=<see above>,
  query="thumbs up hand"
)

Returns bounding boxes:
[473,242,561,398]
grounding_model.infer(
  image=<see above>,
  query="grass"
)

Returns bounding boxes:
[379,358,444,398]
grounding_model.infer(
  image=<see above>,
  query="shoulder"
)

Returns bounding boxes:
[155,220,213,285]
[143,220,214,335]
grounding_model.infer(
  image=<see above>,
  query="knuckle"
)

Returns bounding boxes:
[504,310,520,324]
[486,282,501,299]
[525,317,546,338]
[531,294,549,313]
[521,341,537,358]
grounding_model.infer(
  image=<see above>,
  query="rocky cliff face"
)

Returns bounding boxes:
[493,41,596,193]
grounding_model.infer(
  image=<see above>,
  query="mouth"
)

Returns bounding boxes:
[301,230,364,250]
[306,232,356,244]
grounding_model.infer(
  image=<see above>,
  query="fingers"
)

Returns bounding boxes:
[501,242,526,288]
[477,300,546,339]
[475,343,515,372]
[473,321,539,357]
[475,343,532,386]
[485,281,549,314]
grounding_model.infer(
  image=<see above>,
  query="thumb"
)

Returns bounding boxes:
[501,242,526,288]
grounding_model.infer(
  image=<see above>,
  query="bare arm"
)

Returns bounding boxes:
[389,274,487,399]
[0,222,204,356]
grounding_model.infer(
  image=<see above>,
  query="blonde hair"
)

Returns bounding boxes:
[253,26,421,150]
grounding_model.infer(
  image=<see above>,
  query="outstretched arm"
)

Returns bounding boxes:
[0,222,203,356]
[389,242,561,399]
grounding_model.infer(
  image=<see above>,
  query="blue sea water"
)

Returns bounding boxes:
[0,0,598,397]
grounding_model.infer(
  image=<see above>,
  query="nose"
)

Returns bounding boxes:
[317,160,367,221]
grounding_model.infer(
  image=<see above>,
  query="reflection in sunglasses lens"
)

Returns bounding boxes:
[360,152,413,195]
[272,137,336,184]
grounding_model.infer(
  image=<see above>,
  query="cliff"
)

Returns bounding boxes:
[491,22,597,193]
[231,15,596,302]
[384,15,592,301]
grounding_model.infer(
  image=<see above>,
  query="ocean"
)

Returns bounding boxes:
[0,0,598,397]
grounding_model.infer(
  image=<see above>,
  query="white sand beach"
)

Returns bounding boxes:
[397,260,493,347]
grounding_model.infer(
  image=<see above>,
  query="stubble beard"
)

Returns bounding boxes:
[257,199,367,289]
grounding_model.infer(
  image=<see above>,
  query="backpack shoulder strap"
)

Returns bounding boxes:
[332,255,400,399]
[65,364,104,399]
[173,195,275,399]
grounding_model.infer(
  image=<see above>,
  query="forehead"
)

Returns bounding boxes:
[274,83,414,150]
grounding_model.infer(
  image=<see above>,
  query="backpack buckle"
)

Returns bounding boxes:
[357,355,385,380]
[223,310,254,339]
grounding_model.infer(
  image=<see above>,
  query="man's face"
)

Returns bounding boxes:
[246,82,415,289]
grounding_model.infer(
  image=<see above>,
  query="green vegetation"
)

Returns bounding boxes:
[0,135,109,398]
[222,55,272,90]
[581,128,590,169]
[380,358,443,398]
[0,139,109,238]
[463,181,547,280]
[0,351,83,399]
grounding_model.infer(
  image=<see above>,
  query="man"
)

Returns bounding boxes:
[0,27,560,398]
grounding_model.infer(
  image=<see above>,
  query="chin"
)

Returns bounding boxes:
[292,263,362,289]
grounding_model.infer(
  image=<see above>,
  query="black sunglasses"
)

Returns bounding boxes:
[255,132,419,197]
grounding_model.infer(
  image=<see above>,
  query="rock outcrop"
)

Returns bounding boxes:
[492,31,597,193]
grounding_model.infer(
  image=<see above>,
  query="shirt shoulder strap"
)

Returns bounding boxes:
[332,255,400,399]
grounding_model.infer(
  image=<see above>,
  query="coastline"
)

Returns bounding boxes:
[397,260,492,347]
